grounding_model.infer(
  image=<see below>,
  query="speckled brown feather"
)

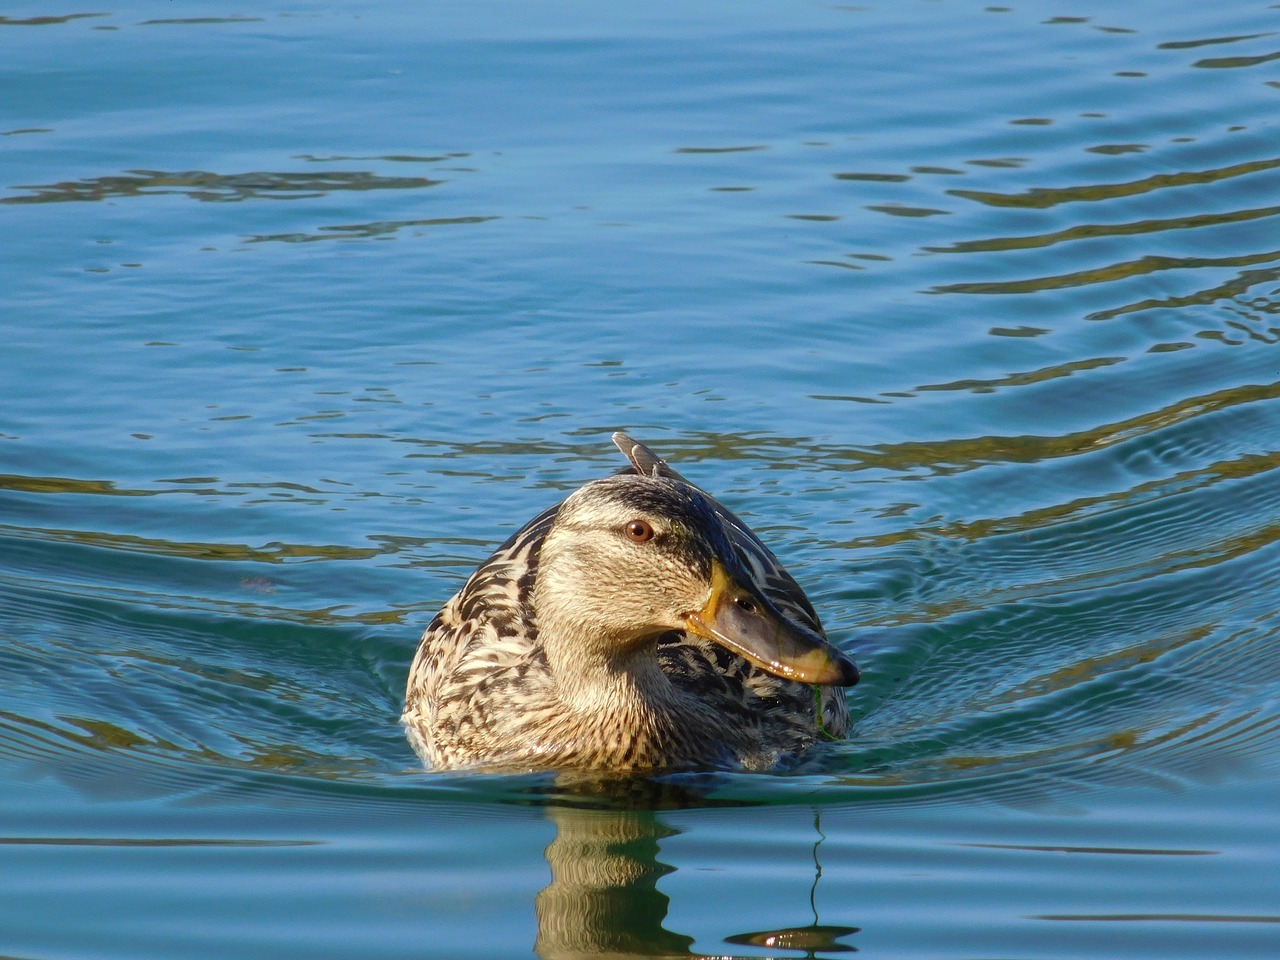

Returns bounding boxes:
[403,434,852,772]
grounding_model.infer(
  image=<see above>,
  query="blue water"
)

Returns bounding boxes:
[5,1,1280,956]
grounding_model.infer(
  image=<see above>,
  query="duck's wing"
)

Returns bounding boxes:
[452,501,559,627]
[406,501,559,710]
[611,432,825,635]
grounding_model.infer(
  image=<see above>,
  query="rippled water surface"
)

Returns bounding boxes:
[5,1,1280,957]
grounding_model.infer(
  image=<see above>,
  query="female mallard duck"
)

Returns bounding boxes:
[403,433,859,773]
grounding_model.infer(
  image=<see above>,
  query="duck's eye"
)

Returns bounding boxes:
[624,519,655,543]
[734,595,758,615]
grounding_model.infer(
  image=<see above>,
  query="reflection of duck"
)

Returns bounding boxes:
[404,433,859,773]
[534,805,693,960]
[534,801,860,960]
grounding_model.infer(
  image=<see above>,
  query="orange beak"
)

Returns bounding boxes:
[684,559,859,686]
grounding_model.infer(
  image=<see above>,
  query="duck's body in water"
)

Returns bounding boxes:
[403,433,859,773]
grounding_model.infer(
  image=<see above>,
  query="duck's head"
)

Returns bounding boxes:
[531,473,859,687]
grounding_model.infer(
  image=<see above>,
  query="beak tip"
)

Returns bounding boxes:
[818,652,860,687]
[792,647,859,686]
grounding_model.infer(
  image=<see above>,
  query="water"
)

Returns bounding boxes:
[4,1,1280,956]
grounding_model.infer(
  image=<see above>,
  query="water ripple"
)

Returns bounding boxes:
[1,169,446,205]
[945,156,1280,209]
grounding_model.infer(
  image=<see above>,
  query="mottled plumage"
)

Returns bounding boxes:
[403,433,859,773]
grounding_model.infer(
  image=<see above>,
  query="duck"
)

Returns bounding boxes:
[403,432,859,773]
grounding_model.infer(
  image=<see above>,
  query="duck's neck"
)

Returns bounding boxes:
[534,615,720,770]
[543,624,682,718]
